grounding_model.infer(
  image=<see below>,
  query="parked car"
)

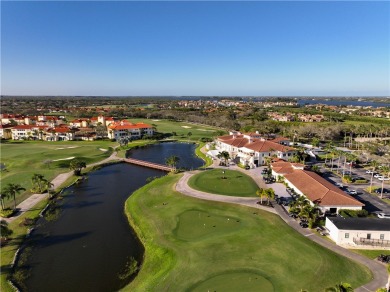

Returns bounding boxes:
[366,170,374,174]
[374,188,390,194]
[299,221,308,228]
[335,182,343,188]
[377,213,390,219]
[378,176,390,181]
[374,173,381,178]
[346,189,357,195]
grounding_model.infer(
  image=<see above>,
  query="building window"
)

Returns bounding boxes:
[345,233,349,239]
[367,234,371,240]
[380,234,384,240]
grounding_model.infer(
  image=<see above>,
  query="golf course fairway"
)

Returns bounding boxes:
[124,174,371,291]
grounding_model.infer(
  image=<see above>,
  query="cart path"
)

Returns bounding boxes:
[176,170,388,292]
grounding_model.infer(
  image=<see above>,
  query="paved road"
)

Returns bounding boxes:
[176,169,389,292]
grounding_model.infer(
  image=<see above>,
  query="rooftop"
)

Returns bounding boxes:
[328,217,390,231]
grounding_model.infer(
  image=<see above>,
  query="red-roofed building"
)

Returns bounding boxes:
[216,131,296,168]
[11,125,43,140]
[271,161,364,213]
[107,120,154,140]
[45,126,75,141]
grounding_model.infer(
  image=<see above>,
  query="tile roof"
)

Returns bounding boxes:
[108,122,152,130]
[218,135,295,153]
[284,169,363,207]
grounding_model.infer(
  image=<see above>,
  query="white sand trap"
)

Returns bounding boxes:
[197,129,214,132]
[55,146,79,150]
[53,157,75,161]
[181,126,192,128]
[99,148,108,152]
[152,119,160,121]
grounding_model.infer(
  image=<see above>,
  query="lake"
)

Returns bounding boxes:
[15,142,203,292]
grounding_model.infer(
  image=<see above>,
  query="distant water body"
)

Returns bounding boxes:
[297,99,389,108]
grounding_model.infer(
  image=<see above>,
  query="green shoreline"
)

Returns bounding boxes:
[0,140,208,291]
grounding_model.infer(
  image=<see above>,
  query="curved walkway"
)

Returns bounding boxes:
[176,170,388,292]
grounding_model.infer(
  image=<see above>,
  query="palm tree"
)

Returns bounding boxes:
[369,160,379,193]
[0,220,13,240]
[324,282,353,292]
[265,188,275,205]
[256,188,265,205]
[217,151,230,166]
[2,183,26,210]
[31,173,47,193]
[379,166,390,199]
[165,155,180,171]
[69,159,87,176]
[0,193,8,210]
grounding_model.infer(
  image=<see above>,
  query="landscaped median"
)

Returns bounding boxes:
[123,174,371,291]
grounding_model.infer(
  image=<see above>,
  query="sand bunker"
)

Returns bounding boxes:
[181,126,192,128]
[53,157,75,161]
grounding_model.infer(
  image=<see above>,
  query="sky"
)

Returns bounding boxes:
[1,1,389,96]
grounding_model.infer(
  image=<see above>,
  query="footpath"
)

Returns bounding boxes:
[2,151,122,223]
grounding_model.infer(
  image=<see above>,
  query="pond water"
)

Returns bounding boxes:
[127,142,204,170]
[16,143,203,292]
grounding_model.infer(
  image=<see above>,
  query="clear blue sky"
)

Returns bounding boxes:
[1,1,389,96]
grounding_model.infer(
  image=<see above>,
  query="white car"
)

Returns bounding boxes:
[378,176,390,181]
[347,189,357,195]
[366,170,373,174]
[374,173,381,178]
[377,213,390,219]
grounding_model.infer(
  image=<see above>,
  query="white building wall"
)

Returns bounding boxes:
[325,218,390,246]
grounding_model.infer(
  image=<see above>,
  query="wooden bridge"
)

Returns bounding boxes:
[123,158,174,172]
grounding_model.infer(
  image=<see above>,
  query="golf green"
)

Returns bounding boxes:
[188,169,259,197]
[124,175,372,291]
[189,271,274,292]
[174,210,241,241]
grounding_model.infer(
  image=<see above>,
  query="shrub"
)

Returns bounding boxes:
[0,208,15,218]
[339,209,369,218]
[354,179,368,184]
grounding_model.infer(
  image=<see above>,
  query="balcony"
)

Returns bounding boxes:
[353,237,390,247]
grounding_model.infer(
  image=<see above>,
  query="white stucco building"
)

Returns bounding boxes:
[326,217,390,248]
[107,120,154,140]
[215,132,296,168]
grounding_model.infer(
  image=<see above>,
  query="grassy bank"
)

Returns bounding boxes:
[124,175,371,291]
[351,249,390,259]
[194,142,213,168]
[188,169,259,197]
[0,140,115,208]
[0,198,50,292]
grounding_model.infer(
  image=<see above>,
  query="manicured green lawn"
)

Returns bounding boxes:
[0,140,115,208]
[188,169,259,197]
[128,118,226,141]
[351,249,390,259]
[124,175,371,291]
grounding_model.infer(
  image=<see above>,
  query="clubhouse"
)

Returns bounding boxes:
[271,160,364,214]
[215,131,296,168]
